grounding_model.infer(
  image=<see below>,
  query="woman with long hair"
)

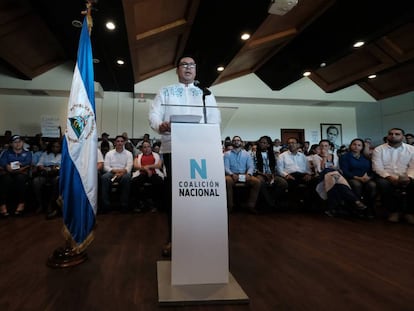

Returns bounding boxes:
[339,138,376,217]
[312,139,367,217]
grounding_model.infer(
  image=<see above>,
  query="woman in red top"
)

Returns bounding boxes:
[130,141,164,212]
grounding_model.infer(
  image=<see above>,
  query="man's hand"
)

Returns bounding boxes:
[398,174,410,186]
[159,121,171,133]
[302,174,312,182]
[285,174,295,180]
[360,173,371,183]
[231,174,239,182]
[386,175,399,186]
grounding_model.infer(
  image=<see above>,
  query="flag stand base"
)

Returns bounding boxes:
[46,246,88,268]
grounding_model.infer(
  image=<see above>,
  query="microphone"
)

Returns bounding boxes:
[194,80,211,96]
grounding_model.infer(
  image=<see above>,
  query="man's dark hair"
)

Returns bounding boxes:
[176,55,196,67]
[114,135,125,141]
[388,127,405,135]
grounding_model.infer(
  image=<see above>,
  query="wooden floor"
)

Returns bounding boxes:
[1,208,414,311]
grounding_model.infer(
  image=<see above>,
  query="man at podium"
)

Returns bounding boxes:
[149,55,221,257]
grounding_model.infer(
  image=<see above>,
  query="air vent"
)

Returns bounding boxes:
[26,89,49,96]
[311,101,333,106]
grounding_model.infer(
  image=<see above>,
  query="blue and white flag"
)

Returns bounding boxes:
[60,16,97,253]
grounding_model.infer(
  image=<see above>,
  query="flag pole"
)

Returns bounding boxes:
[47,0,97,268]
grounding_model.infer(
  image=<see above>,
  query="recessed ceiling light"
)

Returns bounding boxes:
[116,59,125,65]
[106,21,116,30]
[241,33,250,41]
[72,20,82,28]
[368,74,377,79]
[217,66,225,72]
[93,58,100,64]
[353,41,365,48]
[303,71,311,77]
[320,62,326,68]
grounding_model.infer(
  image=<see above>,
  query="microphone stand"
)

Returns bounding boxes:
[201,86,211,124]
[194,80,211,124]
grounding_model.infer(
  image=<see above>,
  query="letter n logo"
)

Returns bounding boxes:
[190,159,207,179]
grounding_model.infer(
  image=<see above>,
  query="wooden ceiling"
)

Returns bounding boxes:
[1,0,414,100]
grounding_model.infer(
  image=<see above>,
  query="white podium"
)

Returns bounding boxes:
[157,123,248,305]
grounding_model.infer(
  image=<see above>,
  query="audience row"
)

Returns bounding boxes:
[0,128,413,226]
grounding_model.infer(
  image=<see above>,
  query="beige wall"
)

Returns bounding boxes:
[0,91,357,145]
[1,63,413,146]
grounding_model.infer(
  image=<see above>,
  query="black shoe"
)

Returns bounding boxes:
[354,201,367,210]
[14,210,24,217]
[133,207,143,213]
[324,210,337,217]
[0,211,9,219]
[46,210,58,220]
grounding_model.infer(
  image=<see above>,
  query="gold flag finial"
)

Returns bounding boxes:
[81,0,95,34]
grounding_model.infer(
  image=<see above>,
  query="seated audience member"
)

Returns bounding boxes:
[223,136,232,152]
[306,144,321,176]
[224,136,261,213]
[98,132,114,152]
[124,141,137,156]
[254,135,288,209]
[101,135,133,213]
[30,143,44,178]
[0,135,32,217]
[99,140,111,158]
[0,143,8,158]
[136,133,152,149]
[312,139,367,217]
[122,132,136,148]
[131,141,164,212]
[124,132,141,157]
[223,139,233,153]
[0,149,6,216]
[273,138,282,155]
[372,128,414,224]
[363,138,375,159]
[96,148,104,212]
[152,143,161,154]
[152,142,167,179]
[97,148,104,173]
[31,143,43,166]
[302,141,310,156]
[405,133,414,146]
[339,138,376,217]
[248,143,257,158]
[3,130,12,142]
[337,144,348,158]
[32,141,62,218]
[277,137,316,208]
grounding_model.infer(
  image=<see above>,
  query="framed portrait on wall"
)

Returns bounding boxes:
[320,123,342,149]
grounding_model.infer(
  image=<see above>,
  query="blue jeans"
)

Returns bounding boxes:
[101,172,131,211]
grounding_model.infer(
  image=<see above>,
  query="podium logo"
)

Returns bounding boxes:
[190,159,207,179]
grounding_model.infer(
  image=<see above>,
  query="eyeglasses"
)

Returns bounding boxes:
[179,62,196,69]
